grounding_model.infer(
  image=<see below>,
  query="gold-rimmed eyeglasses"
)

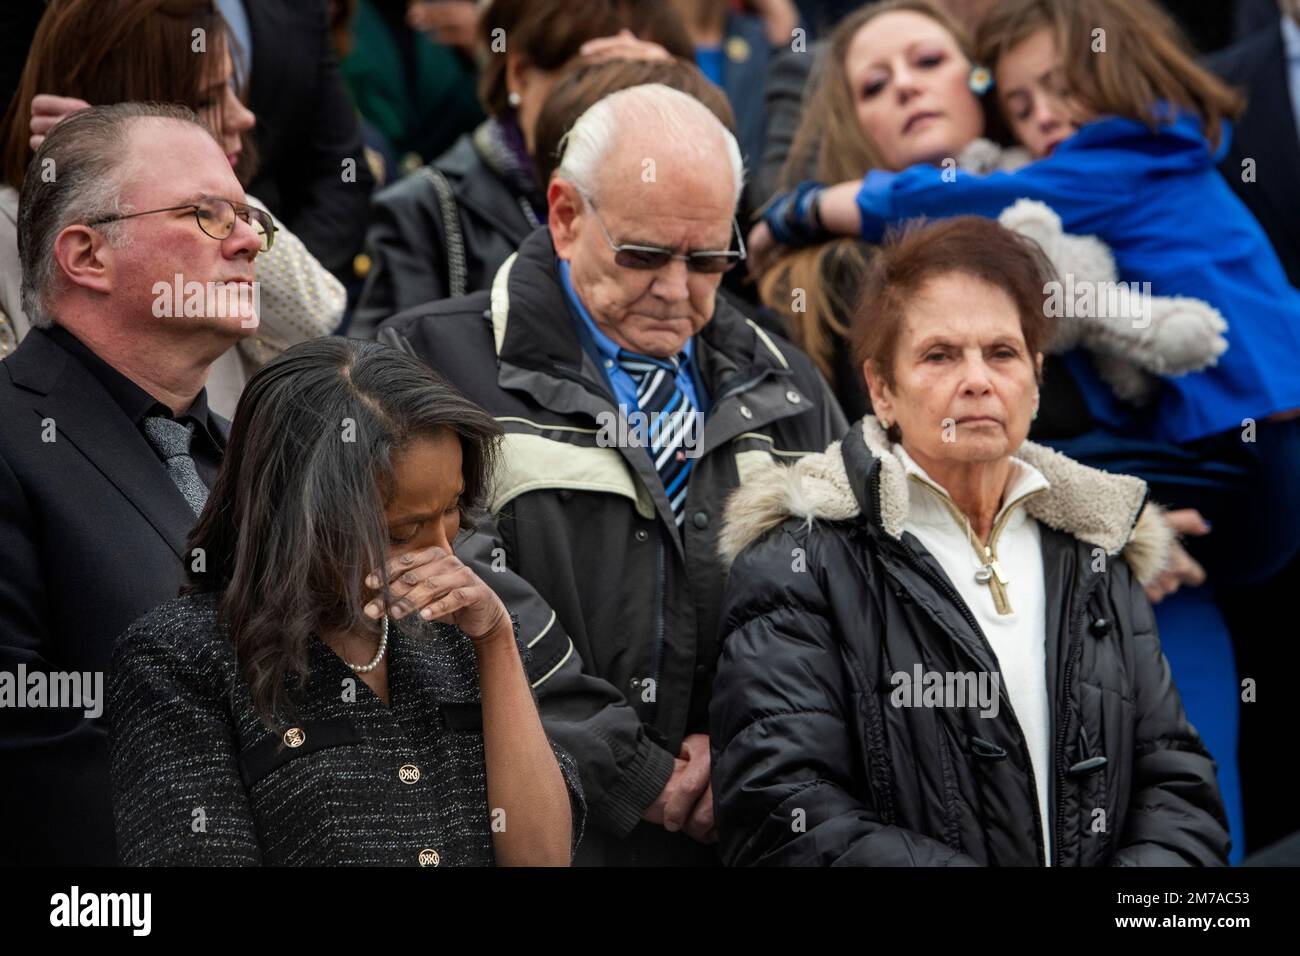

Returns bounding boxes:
[88,196,278,252]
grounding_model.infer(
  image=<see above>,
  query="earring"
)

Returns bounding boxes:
[968,65,993,96]
[507,91,522,108]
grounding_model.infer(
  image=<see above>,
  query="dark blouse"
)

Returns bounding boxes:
[108,591,585,866]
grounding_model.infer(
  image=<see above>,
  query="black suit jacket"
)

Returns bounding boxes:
[243,0,374,278]
[1208,22,1300,288]
[0,327,227,865]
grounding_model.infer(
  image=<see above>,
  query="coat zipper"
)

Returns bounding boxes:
[1054,574,1102,866]
[906,474,1045,615]
[647,534,667,725]
[892,533,1049,865]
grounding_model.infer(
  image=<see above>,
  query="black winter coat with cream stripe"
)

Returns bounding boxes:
[710,417,1230,866]
[380,227,847,865]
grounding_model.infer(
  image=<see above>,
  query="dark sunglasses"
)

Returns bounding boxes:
[88,196,278,252]
[578,188,746,274]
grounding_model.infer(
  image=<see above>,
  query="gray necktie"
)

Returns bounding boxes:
[143,416,209,516]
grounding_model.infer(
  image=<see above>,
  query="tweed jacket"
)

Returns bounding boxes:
[109,591,585,866]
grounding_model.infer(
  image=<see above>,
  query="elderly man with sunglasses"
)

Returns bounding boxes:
[0,103,265,864]
[380,83,847,866]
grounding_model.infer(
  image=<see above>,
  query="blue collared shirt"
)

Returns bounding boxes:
[1282,14,1300,141]
[559,260,706,417]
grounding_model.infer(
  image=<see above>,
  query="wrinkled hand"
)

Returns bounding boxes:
[364,546,509,643]
[642,732,713,841]
[579,29,673,63]
[407,1,478,54]
[1145,508,1209,604]
[29,94,92,152]
[680,734,716,844]
[684,782,716,844]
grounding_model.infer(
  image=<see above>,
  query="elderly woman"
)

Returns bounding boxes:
[709,217,1229,867]
[110,338,583,865]
[754,0,1248,858]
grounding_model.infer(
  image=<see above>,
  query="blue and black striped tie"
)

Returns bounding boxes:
[616,349,699,527]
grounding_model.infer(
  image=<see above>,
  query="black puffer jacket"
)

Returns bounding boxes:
[710,417,1230,866]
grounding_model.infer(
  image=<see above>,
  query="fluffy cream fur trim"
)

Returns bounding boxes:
[718,418,1172,585]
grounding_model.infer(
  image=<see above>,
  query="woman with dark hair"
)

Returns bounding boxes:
[109,338,583,866]
[0,0,345,416]
[711,217,1229,867]
[349,0,693,335]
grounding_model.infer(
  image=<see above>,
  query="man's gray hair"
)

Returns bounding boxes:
[556,83,745,206]
[18,102,207,327]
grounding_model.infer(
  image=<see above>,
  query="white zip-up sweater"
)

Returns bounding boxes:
[895,445,1054,864]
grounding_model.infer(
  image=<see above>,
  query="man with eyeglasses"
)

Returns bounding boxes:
[0,103,265,864]
[381,83,847,866]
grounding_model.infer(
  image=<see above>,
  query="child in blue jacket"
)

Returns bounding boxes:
[759,0,1300,586]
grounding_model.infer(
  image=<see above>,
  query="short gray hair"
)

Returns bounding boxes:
[556,83,745,207]
[18,102,206,327]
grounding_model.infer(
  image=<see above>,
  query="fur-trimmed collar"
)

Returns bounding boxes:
[718,417,1172,585]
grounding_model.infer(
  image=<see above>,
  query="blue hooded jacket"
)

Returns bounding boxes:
[854,113,1300,444]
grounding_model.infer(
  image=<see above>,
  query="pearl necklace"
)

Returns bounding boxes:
[348,613,388,673]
